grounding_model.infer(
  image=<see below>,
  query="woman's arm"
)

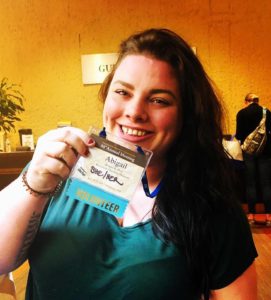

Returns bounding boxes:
[211,262,257,300]
[0,127,93,274]
[0,180,51,273]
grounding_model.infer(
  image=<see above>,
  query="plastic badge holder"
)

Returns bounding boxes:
[66,127,153,218]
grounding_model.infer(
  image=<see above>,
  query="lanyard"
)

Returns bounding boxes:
[99,128,163,198]
[99,127,107,138]
[136,145,163,198]
[141,171,163,198]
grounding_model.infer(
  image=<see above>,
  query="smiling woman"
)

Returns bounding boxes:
[0,28,257,300]
[102,55,181,165]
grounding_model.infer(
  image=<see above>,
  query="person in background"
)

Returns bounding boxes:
[236,93,271,225]
[0,28,257,300]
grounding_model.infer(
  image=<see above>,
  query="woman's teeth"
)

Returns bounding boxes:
[122,126,147,136]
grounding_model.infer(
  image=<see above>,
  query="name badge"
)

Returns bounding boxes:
[66,128,152,217]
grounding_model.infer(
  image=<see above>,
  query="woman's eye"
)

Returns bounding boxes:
[115,89,128,96]
[150,98,170,105]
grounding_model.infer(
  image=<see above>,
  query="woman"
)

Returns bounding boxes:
[0,29,257,299]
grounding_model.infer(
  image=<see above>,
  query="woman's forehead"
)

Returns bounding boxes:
[112,55,180,90]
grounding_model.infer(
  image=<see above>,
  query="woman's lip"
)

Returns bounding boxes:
[121,126,148,137]
[120,125,151,135]
[117,125,153,142]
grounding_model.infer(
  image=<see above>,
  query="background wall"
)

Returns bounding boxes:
[1,0,271,149]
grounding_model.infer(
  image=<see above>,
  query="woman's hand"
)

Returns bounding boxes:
[26,127,94,194]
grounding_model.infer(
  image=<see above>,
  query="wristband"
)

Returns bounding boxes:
[22,170,62,198]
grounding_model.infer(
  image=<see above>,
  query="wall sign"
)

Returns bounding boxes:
[81,53,118,85]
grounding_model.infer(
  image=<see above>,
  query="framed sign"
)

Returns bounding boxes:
[81,53,118,85]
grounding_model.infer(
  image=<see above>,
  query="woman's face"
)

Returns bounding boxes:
[103,54,181,164]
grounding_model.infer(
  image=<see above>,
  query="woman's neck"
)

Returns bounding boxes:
[145,159,167,190]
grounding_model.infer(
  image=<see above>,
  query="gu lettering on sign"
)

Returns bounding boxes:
[81,53,118,84]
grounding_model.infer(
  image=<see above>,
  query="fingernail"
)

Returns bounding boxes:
[87,138,94,145]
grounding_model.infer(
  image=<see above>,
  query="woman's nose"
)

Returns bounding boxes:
[124,97,148,122]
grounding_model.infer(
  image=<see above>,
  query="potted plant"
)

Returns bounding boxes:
[0,77,25,151]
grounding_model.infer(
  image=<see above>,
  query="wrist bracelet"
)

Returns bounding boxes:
[22,170,62,198]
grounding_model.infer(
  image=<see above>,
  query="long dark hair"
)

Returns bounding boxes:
[99,28,239,299]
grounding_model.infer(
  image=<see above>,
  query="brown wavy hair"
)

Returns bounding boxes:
[99,28,238,300]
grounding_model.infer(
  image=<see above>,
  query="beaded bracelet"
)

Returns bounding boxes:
[22,170,63,198]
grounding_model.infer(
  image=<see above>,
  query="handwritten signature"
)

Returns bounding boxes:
[90,166,124,186]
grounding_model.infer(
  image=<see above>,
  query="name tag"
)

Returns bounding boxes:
[67,129,152,217]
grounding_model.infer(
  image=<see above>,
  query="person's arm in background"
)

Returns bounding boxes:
[0,127,93,274]
[235,111,246,143]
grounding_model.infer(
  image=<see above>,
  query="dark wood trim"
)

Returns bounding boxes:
[0,151,34,190]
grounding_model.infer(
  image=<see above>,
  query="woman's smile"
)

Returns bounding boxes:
[121,125,148,137]
[103,54,181,163]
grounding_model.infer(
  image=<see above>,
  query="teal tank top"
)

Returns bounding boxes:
[26,180,257,300]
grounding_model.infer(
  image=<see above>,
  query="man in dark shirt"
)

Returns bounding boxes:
[236,93,271,225]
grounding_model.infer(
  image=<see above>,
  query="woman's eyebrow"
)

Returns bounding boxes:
[112,80,134,90]
[150,89,178,100]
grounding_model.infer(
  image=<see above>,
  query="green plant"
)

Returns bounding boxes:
[0,77,25,132]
